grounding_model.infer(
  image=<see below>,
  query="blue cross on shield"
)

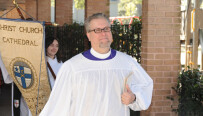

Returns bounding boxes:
[14,66,32,88]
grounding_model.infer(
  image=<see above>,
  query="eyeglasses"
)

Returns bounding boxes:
[88,27,111,33]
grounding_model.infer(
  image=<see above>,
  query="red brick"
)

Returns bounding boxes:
[155,78,172,83]
[146,11,165,17]
[155,113,171,116]
[38,0,51,22]
[146,60,164,65]
[148,0,165,5]
[156,18,173,24]
[162,84,174,90]
[152,96,163,101]
[173,18,181,23]
[5,4,26,19]
[148,72,163,77]
[56,0,73,25]
[156,30,173,36]
[141,53,155,60]
[151,107,163,112]
[173,6,181,11]
[146,66,155,71]
[165,0,181,6]
[146,4,156,11]
[155,101,171,106]
[142,42,155,47]
[165,12,181,17]
[155,42,173,47]
[173,65,181,71]
[141,0,181,115]
[142,18,156,24]
[155,90,171,95]
[173,29,181,35]
[172,77,178,83]
[145,48,164,53]
[164,60,180,65]
[141,111,154,116]
[155,24,173,29]
[163,107,173,112]
[25,0,37,19]
[155,54,172,59]
[156,5,173,11]
[142,30,156,35]
[85,0,109,18]
[155,66,172,71]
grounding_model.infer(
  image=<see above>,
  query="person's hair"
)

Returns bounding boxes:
[26,18,33,21]
[84,13,110,33]
[45,37,62,63]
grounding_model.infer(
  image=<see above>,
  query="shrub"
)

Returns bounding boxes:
[168,67,203,116]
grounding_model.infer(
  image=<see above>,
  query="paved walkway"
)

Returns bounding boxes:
[0,84,12,116]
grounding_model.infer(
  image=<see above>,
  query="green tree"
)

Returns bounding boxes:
[118,0,142,16]
[74,0,85,9]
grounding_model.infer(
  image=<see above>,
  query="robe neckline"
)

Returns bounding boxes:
[82,48,116,61]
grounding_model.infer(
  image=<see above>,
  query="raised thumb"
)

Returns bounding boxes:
[126,84,132,93]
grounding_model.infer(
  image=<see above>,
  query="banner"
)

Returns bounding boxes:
[0,18,51,115]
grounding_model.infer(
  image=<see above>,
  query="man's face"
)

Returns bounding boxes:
[86,18,113,52]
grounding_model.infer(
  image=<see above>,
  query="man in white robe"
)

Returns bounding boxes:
[40,13,153,116]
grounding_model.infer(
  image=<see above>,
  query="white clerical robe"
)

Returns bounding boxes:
[47,56,63,89]
[40,49,153,116]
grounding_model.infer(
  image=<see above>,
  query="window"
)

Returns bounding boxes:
[51,0,55,23]
[200,0,203,9]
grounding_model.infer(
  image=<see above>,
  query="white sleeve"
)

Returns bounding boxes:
[39,61,72,116]
[0,54,13,83]
[128,60,153,111]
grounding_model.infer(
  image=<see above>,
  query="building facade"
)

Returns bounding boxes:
[0,0,181,116]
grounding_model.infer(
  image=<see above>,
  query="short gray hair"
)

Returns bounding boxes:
[84,13,110,33]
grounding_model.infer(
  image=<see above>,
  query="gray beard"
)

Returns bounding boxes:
[99,40,111,48]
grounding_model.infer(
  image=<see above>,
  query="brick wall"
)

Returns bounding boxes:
[37,0,51,22]
[55,0,73,25]
[1,0,109,25]
[141,0,181,116]
[25,0,37,19]
[0,0,182,115]
[0,0,50,21]
[0,0,25,19]
[85,0,109,18]
[1,4,26,19]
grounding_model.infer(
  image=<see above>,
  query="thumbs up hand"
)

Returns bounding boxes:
[121,84,136,105]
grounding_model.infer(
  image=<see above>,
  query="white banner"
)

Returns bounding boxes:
[0,18,51,115]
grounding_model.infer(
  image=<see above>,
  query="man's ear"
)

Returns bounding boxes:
[86,33,91,41]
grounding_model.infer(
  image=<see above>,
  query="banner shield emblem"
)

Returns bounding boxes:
[13,63,33,89]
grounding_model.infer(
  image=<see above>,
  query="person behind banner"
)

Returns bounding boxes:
[45,37,63,89]
[39,13,153,116]
[0,53,32,116]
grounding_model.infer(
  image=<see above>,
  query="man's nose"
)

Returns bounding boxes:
[100,30,107,35]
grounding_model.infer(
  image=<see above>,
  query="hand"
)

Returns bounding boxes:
[121,84,136,105]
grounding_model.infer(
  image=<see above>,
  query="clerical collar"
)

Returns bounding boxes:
[82,48,116,61]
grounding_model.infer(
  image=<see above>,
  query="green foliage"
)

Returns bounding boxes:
[111,18,142,62]
[118,0,142,16]
[169,67,203,116]
[51,0,55,7]
[74,0,85,9]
